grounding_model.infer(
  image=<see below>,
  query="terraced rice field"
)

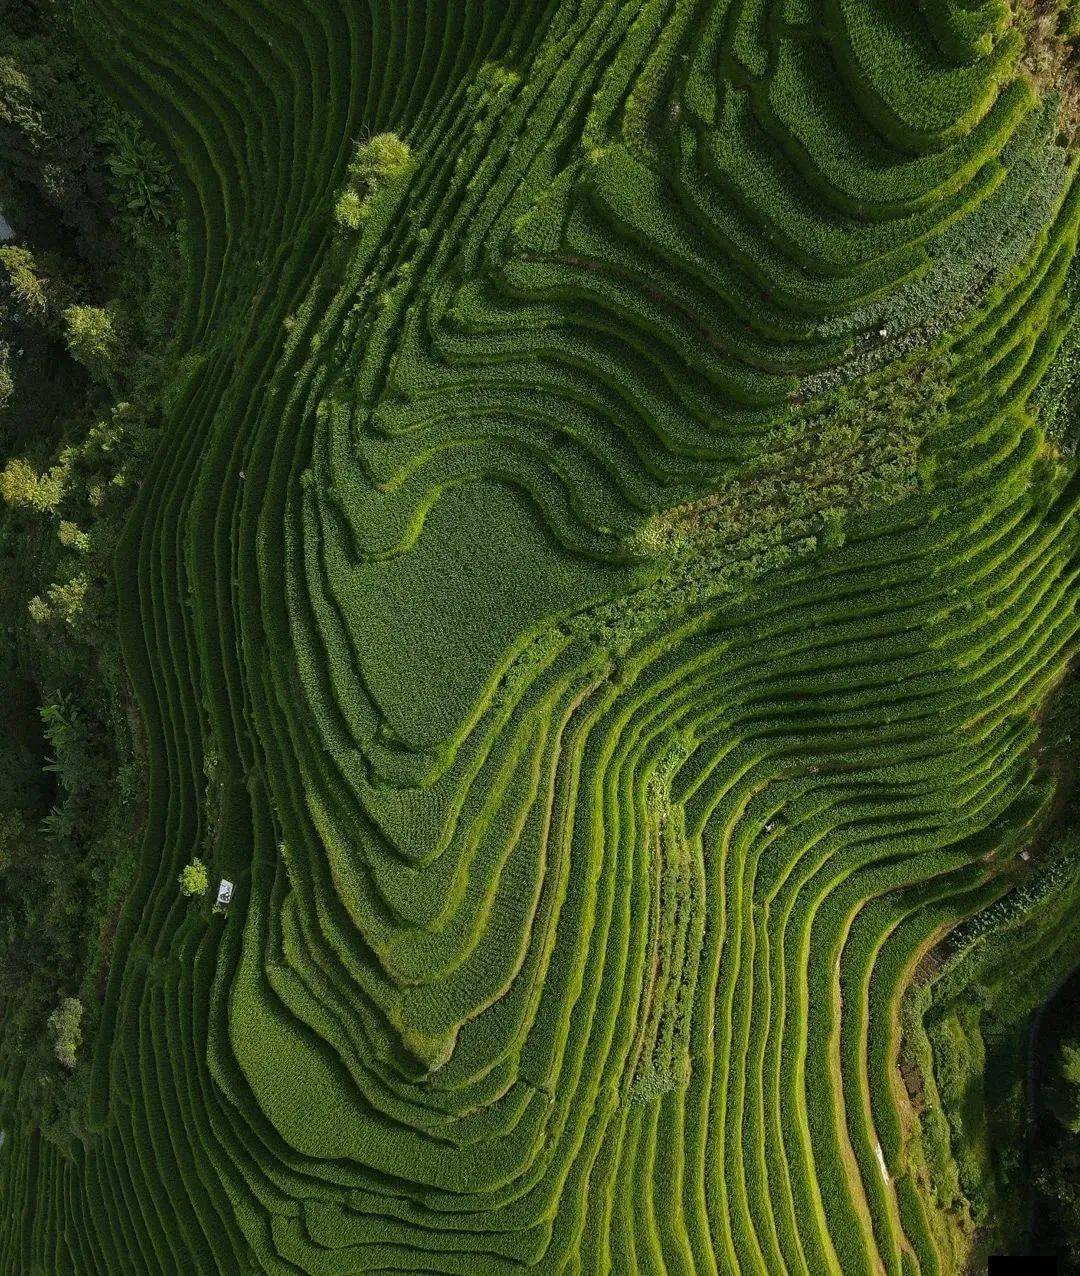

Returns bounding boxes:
[2,0,1079,1272]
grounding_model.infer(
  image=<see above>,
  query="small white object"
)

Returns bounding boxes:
[216,879,234,908]
[1020,851,1030,862]
[874,1141,889,1182]
[878,327,889,338]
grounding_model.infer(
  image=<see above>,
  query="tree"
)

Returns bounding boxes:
[62,304,120,380]
[1048,1039,1080,1134]
[28,574,89,627]
[178,857,209,898]
[0,343,12,410]
[0,245,47,315]
[0,809,24,874]
[0,456,65,511]
[26,595,49,624]
[58,521,89,552]
[47,995,83,1069]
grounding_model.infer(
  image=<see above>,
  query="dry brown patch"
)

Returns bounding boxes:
[1020,0,1080,142]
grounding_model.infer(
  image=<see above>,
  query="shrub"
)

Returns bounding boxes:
[348,132,412,191]
[178,857,209,898]
[333,188,367,231]
[333,133,412,231]
[40,692,94,798]
[62,305,120,379]
[97,105,175,225]
[47,996,83,1069]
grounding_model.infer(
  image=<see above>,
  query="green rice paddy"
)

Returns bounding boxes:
[1,0,1079,1271]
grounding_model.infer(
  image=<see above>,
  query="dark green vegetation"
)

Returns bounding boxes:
[0,0,1078,1272]
[0,0,181,1169]
[1026,971,1080,1265]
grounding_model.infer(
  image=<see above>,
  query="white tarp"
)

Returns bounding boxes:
[0,213,13,241]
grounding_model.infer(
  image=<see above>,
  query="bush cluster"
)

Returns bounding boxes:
[333,132,412,231]
[178,858,209,898]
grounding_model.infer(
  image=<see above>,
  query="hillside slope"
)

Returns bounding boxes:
[0,1,1078,1272]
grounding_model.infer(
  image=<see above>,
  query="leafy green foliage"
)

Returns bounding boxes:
[0,455,65,510]
[61,304,119,381]
[0,245,46,315]
[96,104,175,226]
[46,994,82,1069]
[639,357,948,557]
[347,132,413,190]
[28,573,90,628]
[1048,1038,1080,1134]
[0,0,181,1192]
[0,342,12,410]
[332,132,412,231]
[1034,1133,1080,1265]
[178,858,209,898]
[57,520,89,552]
[332,188,366,232]
[38,690,95,840]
